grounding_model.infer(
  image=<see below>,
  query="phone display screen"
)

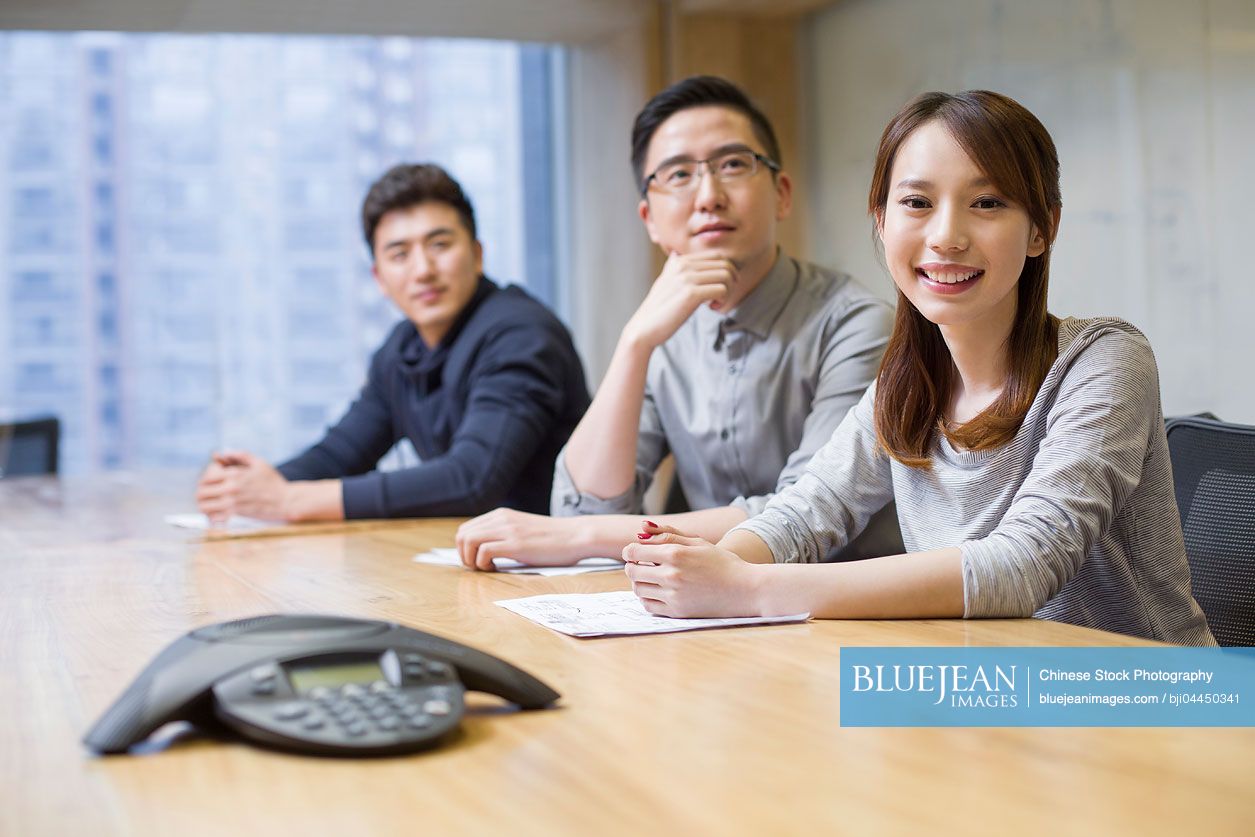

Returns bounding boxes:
[287,659,385,692]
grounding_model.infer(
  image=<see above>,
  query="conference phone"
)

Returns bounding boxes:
[83,614,560,757]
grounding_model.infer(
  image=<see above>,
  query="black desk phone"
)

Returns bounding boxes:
[83,614,560,757]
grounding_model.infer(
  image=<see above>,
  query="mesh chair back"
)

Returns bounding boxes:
[0,416,60,477]
[1165,416,1255,646]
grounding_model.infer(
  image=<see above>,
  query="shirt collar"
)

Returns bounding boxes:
[706,249,796,346]
[399,274,496,370]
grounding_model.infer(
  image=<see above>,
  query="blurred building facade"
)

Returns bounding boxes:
[0,32,558,474]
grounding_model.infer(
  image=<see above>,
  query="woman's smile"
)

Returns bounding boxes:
[916,262,985,294]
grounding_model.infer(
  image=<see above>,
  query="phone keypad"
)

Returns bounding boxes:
[213,648,466,754]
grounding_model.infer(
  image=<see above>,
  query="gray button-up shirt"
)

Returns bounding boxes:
[552,251,894,517]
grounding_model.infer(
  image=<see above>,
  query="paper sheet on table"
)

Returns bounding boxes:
[413,547,622,576]
[165,512,278,534]
[496,591,809,637]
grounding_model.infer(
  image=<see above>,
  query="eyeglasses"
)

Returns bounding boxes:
[641,150,780,197]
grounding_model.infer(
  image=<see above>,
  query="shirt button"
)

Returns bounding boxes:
[727,364,736,374]
[720,429,730,441]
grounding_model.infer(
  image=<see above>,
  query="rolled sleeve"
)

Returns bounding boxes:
[729,493,768,518]
[550,382,668,517]
[550,448,645,515]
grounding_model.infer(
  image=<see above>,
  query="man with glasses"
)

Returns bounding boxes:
[456,76,895,568]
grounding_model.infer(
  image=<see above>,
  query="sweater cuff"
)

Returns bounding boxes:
[340,472,386,520]
[959,538,1039,618]
[731,514,814,564]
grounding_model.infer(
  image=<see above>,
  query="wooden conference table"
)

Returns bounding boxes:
[2,472,1252,836]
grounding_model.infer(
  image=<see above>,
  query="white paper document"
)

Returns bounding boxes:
[496,591,810,637]
[164,513,278,534]
[413,547,622,577]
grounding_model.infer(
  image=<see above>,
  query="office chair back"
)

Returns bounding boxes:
[0,416,60,477]
[1165,415,1255,647]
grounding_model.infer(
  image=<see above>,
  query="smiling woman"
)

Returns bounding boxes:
[623,90,1216,648]
[871,92,1059,458]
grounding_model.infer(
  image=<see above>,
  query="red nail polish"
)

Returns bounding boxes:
[637,533,650,540]
[645,520,658,528]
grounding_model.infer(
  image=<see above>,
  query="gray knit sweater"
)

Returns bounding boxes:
[734,317,1216,646]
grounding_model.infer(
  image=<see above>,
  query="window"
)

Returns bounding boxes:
[15,187,56,214]
[16,271,54,295]
[158,222,215,253]
[17,363,56,391]
[92,133,112,165]
[12,142,52,168]
[95,222,114,252]
[14,316,58,346]
[95,181,114,210]
[89,48,112,75]
[291,267,338,297]
[91,92,112,121]
[284,219,342,251]
[11,221,58,253]
[0,31,562,475]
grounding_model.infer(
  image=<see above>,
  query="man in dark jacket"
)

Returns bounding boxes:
[195,163,589,522]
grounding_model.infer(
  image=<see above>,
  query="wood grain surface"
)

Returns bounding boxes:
[1,472,1251,836]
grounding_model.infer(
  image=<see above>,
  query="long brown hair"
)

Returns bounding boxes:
[868,90,1062,468]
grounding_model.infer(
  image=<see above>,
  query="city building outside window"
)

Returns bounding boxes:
[0,31,564,474]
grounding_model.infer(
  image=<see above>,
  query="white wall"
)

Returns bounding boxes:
[805,0,1255,422]
[566,21,658,382]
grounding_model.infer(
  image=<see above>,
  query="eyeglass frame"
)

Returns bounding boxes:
[640,149,781,198]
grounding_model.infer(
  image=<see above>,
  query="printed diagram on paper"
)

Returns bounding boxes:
[496,591,809,637]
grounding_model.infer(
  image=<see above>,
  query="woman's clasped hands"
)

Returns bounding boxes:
[622,521,764,618]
